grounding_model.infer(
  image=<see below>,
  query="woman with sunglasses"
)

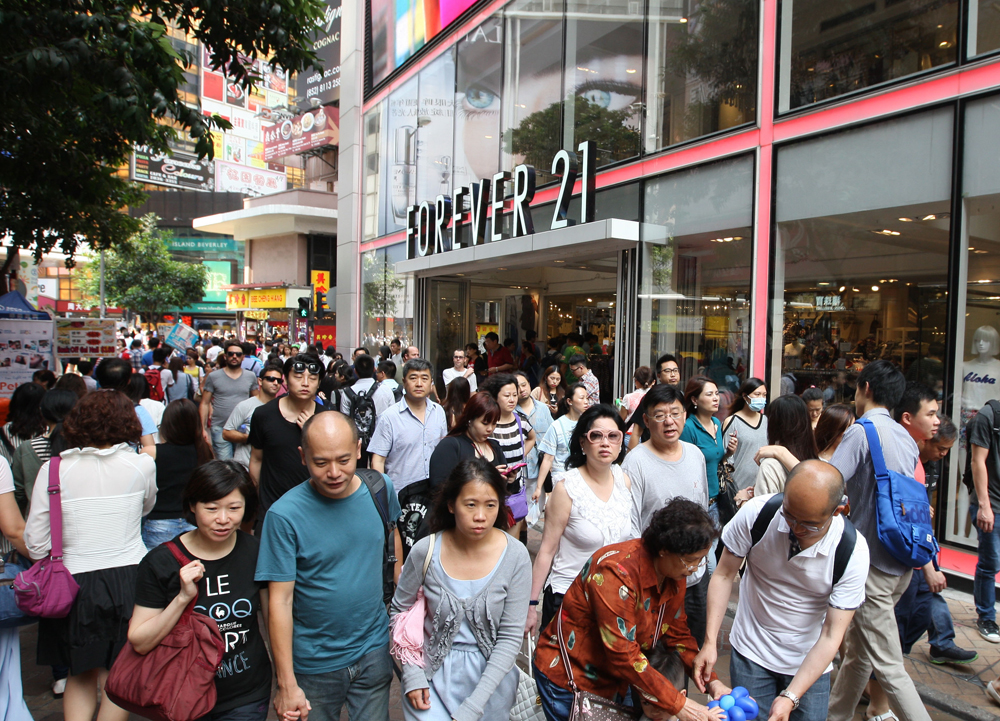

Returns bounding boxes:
[526,404,633,636]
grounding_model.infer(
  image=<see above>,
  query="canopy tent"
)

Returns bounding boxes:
[0,291,49,320]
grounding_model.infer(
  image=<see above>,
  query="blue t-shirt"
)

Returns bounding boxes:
[680,415,725,498]
[255,476,401,674]
[141,349,154,368]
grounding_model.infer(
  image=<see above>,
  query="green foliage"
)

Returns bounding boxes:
[362,250,405,320]
[0,0,325,263]
[79,214,207,322]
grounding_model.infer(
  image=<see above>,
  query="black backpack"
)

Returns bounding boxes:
[358,469,397,606]
[344,383,378,450]
[964,399,1000,494]
[744,493,857,587]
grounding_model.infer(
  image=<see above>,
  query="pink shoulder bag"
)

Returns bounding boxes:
[14,457,80,617]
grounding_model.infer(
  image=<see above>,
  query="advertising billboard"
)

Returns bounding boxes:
[131,146,215,191]
[215,160,288,196]
[305,0,342,105]
[263,106,340,162]
[0,321,53,398]
[369,0,481,86]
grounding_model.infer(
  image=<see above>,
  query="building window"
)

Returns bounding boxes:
[646,0,758,152]
[969,0,1000,58]
[771,108,953,407]
[416,50,457,202]
[384,76,420,234]
[777,0,959,114]
[363,103,384,241]
[454,17,503,190]
[947,94,1000,547]
[361,244,415,347]
[639,155,754,396]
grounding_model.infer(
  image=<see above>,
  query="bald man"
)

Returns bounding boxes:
[256,412,402,721]
[694,461,870,721]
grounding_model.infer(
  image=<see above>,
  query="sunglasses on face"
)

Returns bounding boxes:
[291,361,322,375]
[261,375,283,383]
[226,351,244,358]
[584,429,624,444]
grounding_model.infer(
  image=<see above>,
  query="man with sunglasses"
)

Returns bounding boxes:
[249,354,329,520]
[694,461,869,721]
[200,340,260,460]
[223,361,285,468]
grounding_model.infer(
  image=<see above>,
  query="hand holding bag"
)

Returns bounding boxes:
[104,540,225,721]
[510,632,546,721]
[389,533,436,667]
[14,457,79,618]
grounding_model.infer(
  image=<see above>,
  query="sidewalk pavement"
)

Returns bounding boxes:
[19,526,994,720]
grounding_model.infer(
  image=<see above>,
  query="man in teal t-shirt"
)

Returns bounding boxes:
[257,412,401,721]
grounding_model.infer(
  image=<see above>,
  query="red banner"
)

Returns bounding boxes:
[263,106,340,162]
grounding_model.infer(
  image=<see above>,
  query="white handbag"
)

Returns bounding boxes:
[510,633,546,721]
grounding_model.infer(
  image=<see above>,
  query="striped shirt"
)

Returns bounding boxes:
[830,407,919,576]
[491,411,533,493]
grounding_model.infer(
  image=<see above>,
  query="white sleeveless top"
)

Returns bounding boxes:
[547,465,633,594]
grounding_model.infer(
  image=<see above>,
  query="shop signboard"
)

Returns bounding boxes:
[164,322,199,352]
[313,322,336,345]
[167,238,242,253]
[226,288,290,310]
[245,311,270,320]
[263,106,340,162]
[214,160,287,196]
[131,146,215,191]
[0,321,54,397]
[305,0,342,104]
[15,259,38,307]
[203,261,232,303]
[54,319,117,358]
[311,270,331,306]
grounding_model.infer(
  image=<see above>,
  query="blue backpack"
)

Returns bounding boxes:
[857,418,938,567]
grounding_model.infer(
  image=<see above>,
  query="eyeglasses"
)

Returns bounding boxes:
[659,367,681,376]
[584,429,624,444]
[261,375,283,383]
[647,411,684,424]
[226,351,244,358]
[681,556,708,572]
[290,361,322,376]
[780,508,831,535]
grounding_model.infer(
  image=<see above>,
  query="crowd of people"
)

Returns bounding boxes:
[0,331,996,721]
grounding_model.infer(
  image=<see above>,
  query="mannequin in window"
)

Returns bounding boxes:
[962,325,1000,413]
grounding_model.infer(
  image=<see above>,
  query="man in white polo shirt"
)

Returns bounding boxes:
[694,461,870,721]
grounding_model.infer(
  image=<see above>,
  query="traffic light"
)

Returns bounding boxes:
[315,291,329,319]
[297,296,312,319]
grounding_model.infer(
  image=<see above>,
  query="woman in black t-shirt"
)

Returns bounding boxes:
[428,391,515,490]
[130,461,271,721]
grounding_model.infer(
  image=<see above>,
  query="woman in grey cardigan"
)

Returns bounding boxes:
[391,457,532,721]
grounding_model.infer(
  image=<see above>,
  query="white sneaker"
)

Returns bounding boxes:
[52,678,66,698]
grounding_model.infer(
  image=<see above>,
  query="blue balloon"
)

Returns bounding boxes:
[731,686,749,699]
[720,695,736,711]
[736,696,759,719]
[708,700,721,709]
[728,705,747,721]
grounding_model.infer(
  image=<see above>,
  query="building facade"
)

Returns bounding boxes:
[336,0,1000,554]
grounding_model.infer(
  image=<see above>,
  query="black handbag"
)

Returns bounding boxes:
[716,458,739,526]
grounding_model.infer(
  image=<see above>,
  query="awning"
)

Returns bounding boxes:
[192,204,337,240]
[394,218,652,277]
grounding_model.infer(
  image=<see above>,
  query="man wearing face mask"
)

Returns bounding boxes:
[694,462,870,721]
[248,353,329,523]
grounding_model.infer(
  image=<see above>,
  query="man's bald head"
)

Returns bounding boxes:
[404,345,419,360]
[300,411,358,455]
[785,460,846,516]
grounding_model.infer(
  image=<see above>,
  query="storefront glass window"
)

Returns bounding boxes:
[772,108,953,406]
[969,0,1000,58]
[638,155,754,397]
[564,0,644,167]
[416,50,456,202]
[502,0,565,185]
[646,0,758,152]
[361,244,416,348]
[946,94,1000,547]
[777,0,959,113]
[384,76,420,234]
[454,17,503,190]
[363,103,384,240]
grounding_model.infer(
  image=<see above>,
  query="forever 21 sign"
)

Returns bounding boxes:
[406,141,597,260]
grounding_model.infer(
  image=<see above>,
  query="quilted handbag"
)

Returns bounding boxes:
[510,634,545,721]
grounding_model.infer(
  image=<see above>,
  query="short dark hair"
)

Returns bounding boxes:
[503,337,515,348]
[484,332,499,342]
[152,347,170,364]
[801,387,823,403]
[642,498,720,556]
[183,460,259,527]
[260,360,285,378]
[125,373,151,402]
[77,360,94,375]
[379,360,397,379]
[148,337,160,349]
[646,642,686,694]
[484,372,517,398]
[566,404,627,469]
[354,354,375,378]
[427,458,508,533]
[224,340,244,354]
[241,342,256,357]
[53,373,87,399]
[354,347,369,356]
[32,369,56,389]
[655,353,678,372]
[933,413,958,444]
[403,358,433,378]
[94,357,133,391]
[643,383,685,411]
[568,354,586,367]
[893,382,937,423]
[391,337,401,347]
[283,352,327,380]
[856,359,906,410]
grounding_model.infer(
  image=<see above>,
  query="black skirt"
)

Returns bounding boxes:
[37,564,138,675]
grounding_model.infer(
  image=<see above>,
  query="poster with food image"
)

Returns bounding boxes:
[0,320,54,397]
[262,106,340,162]
[54,318,117,358]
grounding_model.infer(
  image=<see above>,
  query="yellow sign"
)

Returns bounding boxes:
[245,310,270,320]
[225,288,289,310]
[311,270,330,308]
[226,290,250,310]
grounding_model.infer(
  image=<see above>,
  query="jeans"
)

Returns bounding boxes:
[211,425,234,461]
[295,644,393,721]
[894,568,958,652]
[730,649,829,721]
[707,502,720,575]
[533,667,632,721]
[971,500,1000,623]
[196,696,269,721]
[142,517,196,551]
[684,570,709,648]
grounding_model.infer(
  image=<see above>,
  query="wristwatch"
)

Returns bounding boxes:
[778,690,800,710]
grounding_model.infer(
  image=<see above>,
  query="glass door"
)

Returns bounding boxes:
[427,279,470,398]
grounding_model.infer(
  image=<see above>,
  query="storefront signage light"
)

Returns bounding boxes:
[405,140,597,260]
[225,288,290,310]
